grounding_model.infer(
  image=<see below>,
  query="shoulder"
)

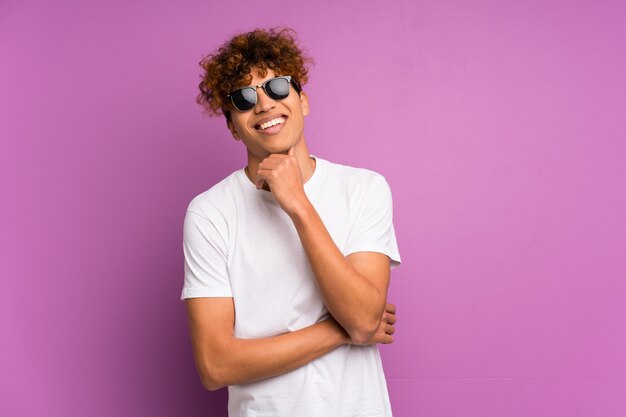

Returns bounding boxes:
[319,157,391,192]
[186,170,242,220]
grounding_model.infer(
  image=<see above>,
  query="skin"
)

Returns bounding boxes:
[186,67,397,391]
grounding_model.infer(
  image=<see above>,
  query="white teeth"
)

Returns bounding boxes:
[258,117,285,130]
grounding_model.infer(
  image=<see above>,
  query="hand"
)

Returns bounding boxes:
[254,147,309,215]
[350,303,397,346]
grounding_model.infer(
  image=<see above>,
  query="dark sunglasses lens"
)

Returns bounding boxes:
[265,78,291,100]
[232,88,256,110]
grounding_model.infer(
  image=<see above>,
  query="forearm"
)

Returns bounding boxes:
[204,319,348,390]
[289,201,385,341]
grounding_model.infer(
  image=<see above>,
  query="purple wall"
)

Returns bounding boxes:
[2,0,625,416]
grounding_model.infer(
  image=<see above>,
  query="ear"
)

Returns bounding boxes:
[299,91,310,116]
[226,120,240,141]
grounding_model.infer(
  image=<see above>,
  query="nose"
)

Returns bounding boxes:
[254,87,276,113]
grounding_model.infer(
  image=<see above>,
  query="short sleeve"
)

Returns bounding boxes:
[344,174,402,270]
[181,210,233,299]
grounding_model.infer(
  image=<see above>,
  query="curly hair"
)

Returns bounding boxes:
[196,27,313,122]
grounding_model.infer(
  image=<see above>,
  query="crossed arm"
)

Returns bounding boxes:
[186,297,349,391]
[185,151,396,390]
[185,249,396,391]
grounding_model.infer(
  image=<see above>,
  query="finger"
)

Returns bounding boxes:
[255,167,276,176]
[253,171,270,188]
[267,153,290,160]
[259,159,293,175]
[258,160,282,170]
[386,303,396,314]
[385,323,395,335]
[385,312,397,325]
[256,168,281,183]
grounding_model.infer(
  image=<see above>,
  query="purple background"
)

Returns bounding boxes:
[2,0,625,416]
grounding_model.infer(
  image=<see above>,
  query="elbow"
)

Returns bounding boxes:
[198,361,228,391]
[195,339,240,391]
[344,288,388,345]
[345,300,385,344]
[204,383,225,392]
[201,376,225,392]
[347,317,380,345]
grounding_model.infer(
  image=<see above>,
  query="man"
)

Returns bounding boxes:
[182,27,402,416]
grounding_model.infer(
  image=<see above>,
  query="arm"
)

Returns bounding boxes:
[186,297,397,391]
[183,191,396,390]
[185,296,349,391]
[255,150,393,344]
[290,206,390,344]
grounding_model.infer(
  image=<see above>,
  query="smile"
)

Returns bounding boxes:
[255,116,287,131]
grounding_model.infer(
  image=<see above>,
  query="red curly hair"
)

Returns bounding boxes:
[197,27,314,122]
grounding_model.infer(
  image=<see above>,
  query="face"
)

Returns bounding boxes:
[226,67,310,161]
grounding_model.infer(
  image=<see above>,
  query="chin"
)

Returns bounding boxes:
[263,142,292,154]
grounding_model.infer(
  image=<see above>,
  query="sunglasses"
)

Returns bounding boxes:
[226,76,301,111]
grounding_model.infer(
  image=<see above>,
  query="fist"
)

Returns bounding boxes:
[254,146,308,215]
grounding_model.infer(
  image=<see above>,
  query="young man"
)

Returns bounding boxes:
[182,28,402,416]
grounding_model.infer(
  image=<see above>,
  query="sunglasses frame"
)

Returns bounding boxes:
[226,76,302,112]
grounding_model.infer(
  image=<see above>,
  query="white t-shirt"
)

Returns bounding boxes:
[181,155,402,417]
